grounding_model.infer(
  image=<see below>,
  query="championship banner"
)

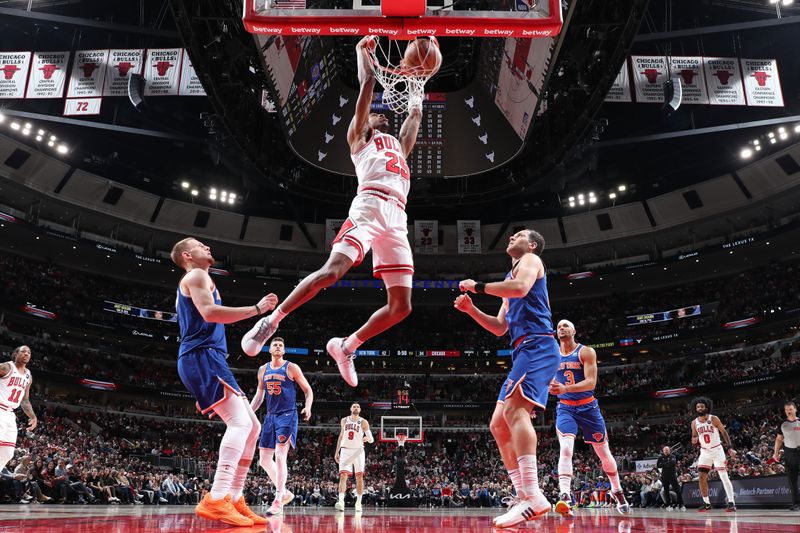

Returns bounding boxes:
[457,220,481,254]
[143,48,183,96]
[741,58,784,107]
[604,59,631,102]
[414,220,438,254]
[0,51,32,99]
[103,49,144,96]
[67,49,109,98]
[631,56,669,103]
[669,56,708,104]
[703,57,745,106]
[178,52,206,96]
[25,51,70,99]
[325,218,347,250]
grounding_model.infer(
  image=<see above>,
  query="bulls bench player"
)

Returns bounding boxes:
[335,402,374,512]
[0,346,37,471]
[691,396,736,512]
[242,35,431,389]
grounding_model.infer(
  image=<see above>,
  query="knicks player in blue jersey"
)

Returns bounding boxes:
[250,337,313,516]
[171,237,278,527]
[549,319,630,516]
[455,229,560,528]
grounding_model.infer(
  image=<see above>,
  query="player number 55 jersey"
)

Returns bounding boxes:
[351,130,410,204]
[0,365,31,410]
[341,417,364,450]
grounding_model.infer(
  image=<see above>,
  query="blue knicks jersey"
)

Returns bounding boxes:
[263,361,296,415]
[176,281,227,357]
[504,265,554,345]
[557,343,593,401]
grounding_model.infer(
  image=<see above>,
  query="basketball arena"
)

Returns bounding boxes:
[0,1,799,531]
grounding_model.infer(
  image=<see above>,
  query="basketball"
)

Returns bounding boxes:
[401,37,442,78]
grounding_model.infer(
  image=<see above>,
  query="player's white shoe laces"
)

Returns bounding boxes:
[327,337,358,387]
[494,493,550,528]
[241,315,278,356]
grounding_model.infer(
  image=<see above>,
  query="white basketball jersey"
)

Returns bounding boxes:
[0,365,31,410]
[694,416,721,449]
[351,130,410,204]
[341,416,365,450]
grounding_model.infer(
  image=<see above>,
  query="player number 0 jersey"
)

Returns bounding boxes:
[694,416,722,449]
[351,130,410,204]
[0,365,31,410]
[341,416,365,449]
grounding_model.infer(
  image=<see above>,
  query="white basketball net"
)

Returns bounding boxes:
[367,37,438,114]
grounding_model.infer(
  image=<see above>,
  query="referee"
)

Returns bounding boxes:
[774,400,800,511]
[657,446,684,509]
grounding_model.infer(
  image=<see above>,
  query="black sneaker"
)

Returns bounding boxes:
[697,503,712,512]
[725,502,736,513]
[790,504,799,511]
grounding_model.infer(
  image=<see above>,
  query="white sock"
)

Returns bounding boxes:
[339,492,345,502]
[592,442,622,493]
[343,334,364,354]
[210,396,252,500]
[558,434,575,496]
[507,468,523,497]
[356,494,362,503]
[271,306,287,324]
[702,495,710,504]
[274,443,289,501]
[259,449,277,485]
[718,471,735,503]
[517,455,541,498]
[230,407,260,502]
[211,444,240,500]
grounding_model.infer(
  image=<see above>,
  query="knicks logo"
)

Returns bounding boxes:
[592,433,604,442]
[505,379,514,392]
[278,435,287,443]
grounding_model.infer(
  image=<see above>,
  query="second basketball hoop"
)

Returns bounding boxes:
[367,36,442,114]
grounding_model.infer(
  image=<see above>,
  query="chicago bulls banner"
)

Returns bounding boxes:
[604,59,631,102]
[669,56,708,104]
[67,49,109,98]
[741,58,784,107]
[0,51,32,99]
[25,51,70,99]
[457,220,481,254]
[631,56,669,103]
[64,97,102,116]
[103,49,144,96]
[703,57,745,106]
[325,218,347,250]
[178,52,206,96]
[414,220,438,254]
[144,48,183,96]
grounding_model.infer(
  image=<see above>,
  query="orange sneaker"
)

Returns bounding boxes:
[233,496,268,525]
[195,493,254,527]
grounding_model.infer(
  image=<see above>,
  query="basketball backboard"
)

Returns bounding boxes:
[380,415,424,443]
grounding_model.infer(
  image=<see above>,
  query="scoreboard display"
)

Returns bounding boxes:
[394,388,411,409]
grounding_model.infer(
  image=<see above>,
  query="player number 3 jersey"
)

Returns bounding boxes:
[0,365,31,410]
[694,416,722,449]
[341,416,365,449]
[351,130,410,204]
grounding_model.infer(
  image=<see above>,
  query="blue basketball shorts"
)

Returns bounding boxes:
[259,410,299,449]
[556,399,608,444]
[497,334,560,411]
[177,347,244,417]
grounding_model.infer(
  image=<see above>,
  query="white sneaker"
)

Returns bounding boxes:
[494,493,550,528]
[327,337,358,387]
[335,500,345,512]
[266,500,283,516]
[355,500,363,512]
[241,315,278,356]
[281,490,294,506]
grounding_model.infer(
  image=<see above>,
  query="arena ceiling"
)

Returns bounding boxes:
[0,0,798,225]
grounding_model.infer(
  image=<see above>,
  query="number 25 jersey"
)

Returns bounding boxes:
[351,130,410,204]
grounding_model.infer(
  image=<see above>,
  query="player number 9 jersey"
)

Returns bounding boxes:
[341,417,364,450]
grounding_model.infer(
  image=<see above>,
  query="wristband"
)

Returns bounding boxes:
[475,282,486,294]
[255,303,262,314]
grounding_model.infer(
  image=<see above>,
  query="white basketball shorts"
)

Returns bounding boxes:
[698,445,727,471]
[339,447,365,476]
[331,191,413,287]
[0,411,18,449]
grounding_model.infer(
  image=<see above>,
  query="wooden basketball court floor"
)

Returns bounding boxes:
[1,505,799,532]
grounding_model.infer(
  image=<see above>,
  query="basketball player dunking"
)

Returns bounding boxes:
[171,237,277,527]
[691,397,736,512]
[250,337,313,516]
[334,402,374,512]
[242,35,430,388]
[454,229,560,528]
[0,346,37,472]
[550,320,630,516]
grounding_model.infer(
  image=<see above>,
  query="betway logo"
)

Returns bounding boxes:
[328,27,359,34]
[406,28,437,36]
[369,27,400,36]
[483,29,513,36]
[253,25,283,34]
[291,26,321,34]
[445,28,476,36]
[522,29,552,37]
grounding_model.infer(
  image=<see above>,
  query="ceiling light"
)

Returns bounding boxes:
[10,122,20,130]
[37,129,44,135]
[209,195,217,201]
[769,0,778,4]
[21,129,30,136]
[578,199,585,206]
[181,181,190,189]
[770,138,777,144]
[588,197,597,204]
[24,123,31,129]
[221,191,228,197]
[47,141,54,147]
[35,135,42,141]
[755,145,762,151]
[50,135,57,141]
[228,198,235,205]
[618,185,626,192]
[0,113,5,123]
[609,192,617,199]
[782,0,793,6]
[229,193,236,200]
[569,201,575,207]
[578,193,584,200]
[795,125,800,133]
[779,127,786,133]
[568,196,574,202]
[753,139,759,145]
[210,188,217,194]
[191,189,199,196]
[56,145,68,154]
[740,148,753,159]
[768,132,775,138]
[780,132,788,140]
